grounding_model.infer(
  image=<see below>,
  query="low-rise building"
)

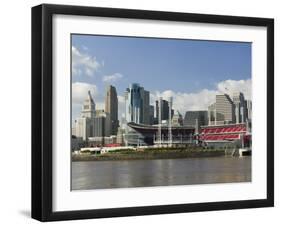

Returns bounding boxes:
[71,135,85,151]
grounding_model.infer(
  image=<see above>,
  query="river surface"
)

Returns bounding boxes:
[71,156,251,190]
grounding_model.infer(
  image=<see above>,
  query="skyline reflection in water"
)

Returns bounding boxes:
[71,156,251,190]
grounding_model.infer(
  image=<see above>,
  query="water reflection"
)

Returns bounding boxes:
[71,156,251,190]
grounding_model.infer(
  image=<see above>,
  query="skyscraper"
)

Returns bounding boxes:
[74,117,93,141]
[93,110,111,137]
[215,94,235,124]
[81,90,95,118]
[233,92,246,123]
[208,103,216,125]
[74,90,95,140]
[105,85,118,135]
[245,100,252,121]
[143,90,150,124]
[124,83,150,124]
[156,99,169,121]
[149,105,155,125]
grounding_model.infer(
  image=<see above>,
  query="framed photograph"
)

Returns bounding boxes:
[32,4,274,221]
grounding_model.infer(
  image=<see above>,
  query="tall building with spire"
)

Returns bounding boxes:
[74,90,95,140]
[105,85,118,135]
[81,90,96,118]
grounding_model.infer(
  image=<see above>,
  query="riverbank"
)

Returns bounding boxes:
[72,148,226,161]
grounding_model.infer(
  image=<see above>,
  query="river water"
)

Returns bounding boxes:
[71,156,251,190]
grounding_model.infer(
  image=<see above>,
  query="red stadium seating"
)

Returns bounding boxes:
[199,124,247,141]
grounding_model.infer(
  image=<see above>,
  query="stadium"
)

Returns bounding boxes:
[125,122,251,148]
[126,122,195,146]
[198,123,251,148]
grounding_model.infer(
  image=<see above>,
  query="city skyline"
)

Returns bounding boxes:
[70,34,253,192]
[72,34,252,123]
[72,86,251,146]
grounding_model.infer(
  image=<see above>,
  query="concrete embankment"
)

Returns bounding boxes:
[72,148,225,161]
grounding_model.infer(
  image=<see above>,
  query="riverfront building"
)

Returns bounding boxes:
[71,136,85,151]
[105,85,119,135]
[88,136,117,147]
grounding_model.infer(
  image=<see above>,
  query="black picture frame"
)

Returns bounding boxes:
[31,3,274,222]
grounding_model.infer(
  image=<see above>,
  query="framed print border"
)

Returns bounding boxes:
[32,4,274,222]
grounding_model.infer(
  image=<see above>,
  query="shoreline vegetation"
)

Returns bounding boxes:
[72,147,227,161]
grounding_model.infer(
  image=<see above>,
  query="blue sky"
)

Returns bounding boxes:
[71,34,252,122]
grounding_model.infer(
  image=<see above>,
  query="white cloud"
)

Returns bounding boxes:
[72,46,100,77]
[72,82,98,104]
[216,79,252,100]
[102,73,123,83]
[71,79,251,122]
[150,89,217,116]
[150,79,251,115]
